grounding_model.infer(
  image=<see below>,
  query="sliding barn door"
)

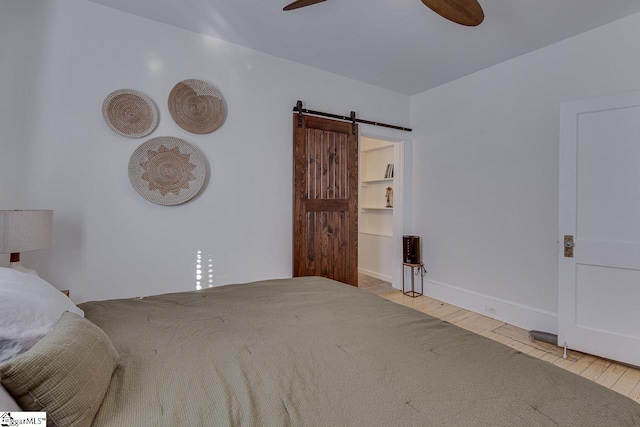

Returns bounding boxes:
[559,90,640,366]
[293,115,358,286]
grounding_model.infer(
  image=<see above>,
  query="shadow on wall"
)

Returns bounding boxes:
[21,214,85,291]
[3,1,57,192]
[0,1,59,271]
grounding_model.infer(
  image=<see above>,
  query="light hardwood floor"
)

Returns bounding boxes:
[358,273,396,295]
[358,274,640,405]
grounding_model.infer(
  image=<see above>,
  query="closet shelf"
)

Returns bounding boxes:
[361,206,393,211]
[360,144,394,153]
[361,178,393,184]
[359,231,393,238]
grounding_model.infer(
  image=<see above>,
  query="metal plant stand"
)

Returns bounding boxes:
[402,262,426,297]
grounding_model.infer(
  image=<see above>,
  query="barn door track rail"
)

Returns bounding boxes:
[293,100,412,134]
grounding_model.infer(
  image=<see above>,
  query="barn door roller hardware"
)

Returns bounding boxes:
[293,100,412,134]
[350,111,356,135]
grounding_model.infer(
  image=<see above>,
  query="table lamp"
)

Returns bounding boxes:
[0,210,53,276]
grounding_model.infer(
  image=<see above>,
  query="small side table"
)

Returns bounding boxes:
[402,262,425,298]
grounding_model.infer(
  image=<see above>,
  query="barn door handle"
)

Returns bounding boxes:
[563,235,574,258]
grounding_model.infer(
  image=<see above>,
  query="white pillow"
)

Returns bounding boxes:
[0,267,83,363]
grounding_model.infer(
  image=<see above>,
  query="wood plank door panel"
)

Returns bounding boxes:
[293,115,358,286]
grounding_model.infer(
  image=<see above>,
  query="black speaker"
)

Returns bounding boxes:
[403,235,421,264]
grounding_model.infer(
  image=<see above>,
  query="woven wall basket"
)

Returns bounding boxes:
[128,137,206,206]
[168,79,225,134]
[102,89,158,138]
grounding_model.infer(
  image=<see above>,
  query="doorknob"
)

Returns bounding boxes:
[563,235,574,258]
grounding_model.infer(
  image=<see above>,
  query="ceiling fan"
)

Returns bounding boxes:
[283,0,484,27]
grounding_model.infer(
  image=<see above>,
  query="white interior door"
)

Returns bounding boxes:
[559,90,640,367]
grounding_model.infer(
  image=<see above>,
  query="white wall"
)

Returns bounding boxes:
[1,0,409,302]
[410,12,640,333]
[0,1,56,265]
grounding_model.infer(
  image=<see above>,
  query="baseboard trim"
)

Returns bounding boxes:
[424,278,558,334]
[358,268,392,283]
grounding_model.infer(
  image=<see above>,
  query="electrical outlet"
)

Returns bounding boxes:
[484,305,497,315]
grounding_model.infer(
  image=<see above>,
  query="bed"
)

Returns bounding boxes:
[2,273,640,426]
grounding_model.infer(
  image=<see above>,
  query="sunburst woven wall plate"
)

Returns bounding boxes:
[102,89,158,138]
[128,137,206,206]
[168,79,225,134]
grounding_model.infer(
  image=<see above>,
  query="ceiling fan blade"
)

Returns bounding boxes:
[421,0,484,26]
[283,0,327,11]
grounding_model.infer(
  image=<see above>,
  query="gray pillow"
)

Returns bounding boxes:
[0,311,118,427]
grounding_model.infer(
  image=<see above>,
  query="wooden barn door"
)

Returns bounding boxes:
[293,114,358,286]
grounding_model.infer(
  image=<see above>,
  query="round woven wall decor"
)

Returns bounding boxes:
[128,137,207,206]
[168,79,225,134]
[102,89,158,138]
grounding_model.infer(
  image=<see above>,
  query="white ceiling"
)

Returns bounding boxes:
[85,0,640,95]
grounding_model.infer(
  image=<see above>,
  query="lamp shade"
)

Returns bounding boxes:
[0,210,53,254]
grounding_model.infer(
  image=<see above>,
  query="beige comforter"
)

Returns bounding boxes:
[81,277,640,426]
